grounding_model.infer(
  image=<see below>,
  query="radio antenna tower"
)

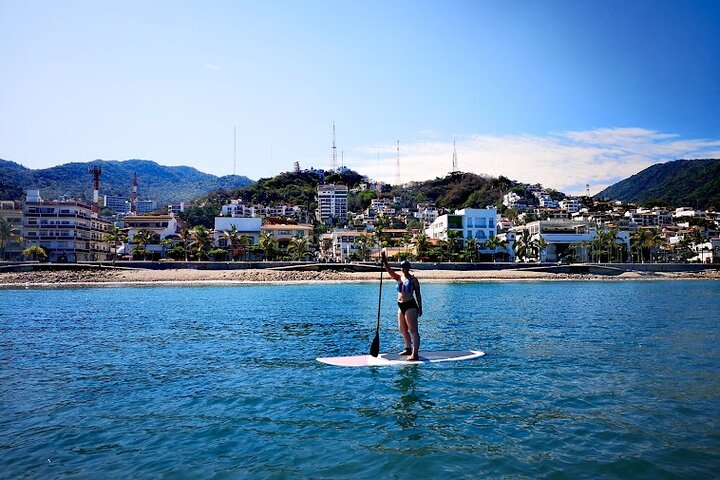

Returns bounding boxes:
[131,173,138,215]
[586,183,590,197]
[395,140,401,186]
[452,140,458,173]
[88,166,102,216]
[233,126,237,176]
[331,120,338,171]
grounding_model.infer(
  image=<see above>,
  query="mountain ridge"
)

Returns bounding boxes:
[0,158,253,206]
[596,158,720,209]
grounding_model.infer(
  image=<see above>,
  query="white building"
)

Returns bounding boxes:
[316,184,348,223]
[104,195,130,214]
[425,207,497,247]
[414,203,439,225]
[330,229,368,262]
[23,190,111,262]
[136,200,157,214]
[559,198,581,214]
[213,217,262,247]
[626,208,673,228]
[123,214,179,242]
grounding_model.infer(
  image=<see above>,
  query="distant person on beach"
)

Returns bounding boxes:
[381,250,423,361]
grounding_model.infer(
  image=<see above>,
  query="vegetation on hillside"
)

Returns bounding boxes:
[0,158,252,205]
[597,159,720,209]
[395,172,512,210]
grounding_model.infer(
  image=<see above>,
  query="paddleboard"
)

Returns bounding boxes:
[316,350,485,367]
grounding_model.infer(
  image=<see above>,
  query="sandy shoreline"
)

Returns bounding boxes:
[1,267,718,287]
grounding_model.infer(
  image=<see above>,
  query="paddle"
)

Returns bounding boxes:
[370,268,383,357]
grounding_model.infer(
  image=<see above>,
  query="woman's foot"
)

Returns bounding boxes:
[405,355,420,361]
[398,348,412,355]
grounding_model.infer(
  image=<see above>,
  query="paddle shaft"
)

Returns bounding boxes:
[376,269,383,334]
[370,269,383,356]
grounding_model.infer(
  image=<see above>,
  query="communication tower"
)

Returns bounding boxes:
[586,184,590,197]
[395,140,401,186]
[88,166,102,216]
[331,120,338,171]
[452,140,459,173]
[131,173,138,215]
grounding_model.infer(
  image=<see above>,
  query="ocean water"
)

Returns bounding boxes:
[1,280,719,479]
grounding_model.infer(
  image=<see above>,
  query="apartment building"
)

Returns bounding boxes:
[22,190,111,262]
[316,184,348,223]
[626,208,673,228]
[426,207,498,247]
[330,229,368,262]
[103,195,130,214]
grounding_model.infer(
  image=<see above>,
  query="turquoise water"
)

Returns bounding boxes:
[1,280,719,478]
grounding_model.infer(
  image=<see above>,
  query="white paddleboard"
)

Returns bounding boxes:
[317,350,485,367]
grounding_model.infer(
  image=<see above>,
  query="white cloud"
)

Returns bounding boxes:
[352,128,720,196]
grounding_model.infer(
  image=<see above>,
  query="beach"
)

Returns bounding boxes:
[1,266,718,286]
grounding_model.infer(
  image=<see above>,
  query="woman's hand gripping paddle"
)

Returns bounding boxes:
[370,268,383,357]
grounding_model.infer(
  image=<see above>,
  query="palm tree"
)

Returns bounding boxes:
[0,218,23,260]
[485,235,507,263]
[444,229,462,261]
[223,225,241,260]
[132,228,154,260]
[464,237,479,262]
[356,234,374,261]
[259,232,278,261]
[534,236,548,262]
[288,234,309,260]
[414,233,429,260]
[631,228,663,263]
[191,225,213,260]
[514,230,533,262]
[103,225,128,264]
[177,227,192,261]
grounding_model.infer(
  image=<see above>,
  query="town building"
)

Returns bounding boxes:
[425,207,498,247]
[260,223,313,251]
[213,217,262,247]
[167,202,188,215]
[316,184,348,223]
[123,214,180,242]
[136,200,157,214]
[22,190,111,262]
[103,195,130,214]
[330,229,368,262]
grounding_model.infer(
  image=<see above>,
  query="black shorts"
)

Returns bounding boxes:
[398,299,419,314]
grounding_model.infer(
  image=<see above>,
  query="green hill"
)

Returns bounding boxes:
[596,159,720,209]
[0,159,253,206]
[394,172,512,210]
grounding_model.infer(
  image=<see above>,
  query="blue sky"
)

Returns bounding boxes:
[1,0,719,195]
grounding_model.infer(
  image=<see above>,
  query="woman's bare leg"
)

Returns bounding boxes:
[405,309,420,360]
[398,309,411,352]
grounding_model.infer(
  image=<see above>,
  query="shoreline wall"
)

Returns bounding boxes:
[0,261,718,275]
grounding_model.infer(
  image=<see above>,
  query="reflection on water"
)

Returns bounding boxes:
[392,366,435,432]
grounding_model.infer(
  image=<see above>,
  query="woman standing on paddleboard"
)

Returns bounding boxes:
[381,250,423,361]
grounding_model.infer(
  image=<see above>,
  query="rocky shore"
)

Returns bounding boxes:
[1,267,718,287]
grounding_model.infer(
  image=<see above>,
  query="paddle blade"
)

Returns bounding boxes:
[370,332,380,357]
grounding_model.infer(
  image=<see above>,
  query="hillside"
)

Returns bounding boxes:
[394,172,512,210]
[596,159,720,209]
[0,159,253,206]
